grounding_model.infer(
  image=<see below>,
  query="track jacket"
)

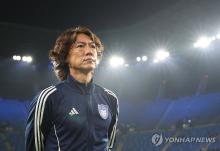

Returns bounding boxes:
[25,74,119,151]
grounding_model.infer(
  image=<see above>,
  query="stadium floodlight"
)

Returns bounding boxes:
[22,56,33,63]
[193,36,212,48]
[12,55,21,61]
[142,56,148,61]
[153,59,159,63]
[22,56,27,62]
[154,50,170,62]
[216,34,220,39]
[26,56,33,63]
[136,57,141,62]
[13,55,17,60]
[109,56,125,68]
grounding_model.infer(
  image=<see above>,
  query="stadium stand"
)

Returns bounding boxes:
[0,93,220,151]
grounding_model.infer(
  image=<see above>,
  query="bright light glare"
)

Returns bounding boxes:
[22,56,33,63]
[96,60,100,65]
[136,57,141,62]
[211,36,216,41]
[22,56,27,62]
[193,36,212,48]
[142,56,148,61]
[13,55,17,60]
[154,50,170,62]
[12,55,21,61]
[26,56,33,62]
[153,59,159,63]
[109,56,124,67]
[124,64,129,67]
[13,55,32,62]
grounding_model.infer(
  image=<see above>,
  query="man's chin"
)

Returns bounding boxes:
[81,65,96,72]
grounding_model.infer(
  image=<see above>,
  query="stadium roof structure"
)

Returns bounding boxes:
[1,0,220,100]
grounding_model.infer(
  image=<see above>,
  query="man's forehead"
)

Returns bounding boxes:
[75,33,93,43]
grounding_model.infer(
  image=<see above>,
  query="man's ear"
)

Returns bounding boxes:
[97,50,103,59]
[97,51,102,58]
[97,51,103,65]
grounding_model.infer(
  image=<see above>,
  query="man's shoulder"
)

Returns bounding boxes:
[30,85,57,108]
[40,82,67,97]
[103,88,118,100]
[35,85,58,99]
[94,84,118,100]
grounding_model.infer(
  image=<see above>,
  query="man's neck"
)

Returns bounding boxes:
[69,69,93,85]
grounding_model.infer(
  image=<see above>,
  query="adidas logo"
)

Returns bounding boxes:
[69,107,79,116]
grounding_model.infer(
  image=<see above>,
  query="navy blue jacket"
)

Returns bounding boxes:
[25,75,119,151]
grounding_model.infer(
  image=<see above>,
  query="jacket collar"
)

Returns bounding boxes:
[66,74,94,94]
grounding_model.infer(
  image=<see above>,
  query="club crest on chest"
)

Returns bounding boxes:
[98,104,108,120]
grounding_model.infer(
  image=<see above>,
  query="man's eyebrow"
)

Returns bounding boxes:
[75,41,95,44]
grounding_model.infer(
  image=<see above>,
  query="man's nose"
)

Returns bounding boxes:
[84,45,95,56]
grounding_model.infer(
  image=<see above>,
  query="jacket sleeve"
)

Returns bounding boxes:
[25,86,57,151]
[106,90,119,150]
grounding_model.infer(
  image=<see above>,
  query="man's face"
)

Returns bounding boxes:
[67,33,98,73]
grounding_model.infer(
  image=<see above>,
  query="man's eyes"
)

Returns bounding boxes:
[75,43,96,49]
[90,43,96,48]
[76,44,84,48]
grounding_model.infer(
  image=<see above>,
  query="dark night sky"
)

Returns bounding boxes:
[1,0,220,100]
[0,0,179,31]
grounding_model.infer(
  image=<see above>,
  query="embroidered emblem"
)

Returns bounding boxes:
[69,107,79,116]
[98,104,108,120]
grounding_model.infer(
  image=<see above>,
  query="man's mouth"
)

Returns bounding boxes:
[83,57,96,62]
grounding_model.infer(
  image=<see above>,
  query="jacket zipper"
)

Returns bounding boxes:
[87,94,94,151]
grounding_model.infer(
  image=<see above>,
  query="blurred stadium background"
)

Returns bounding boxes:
[1,0,220,150]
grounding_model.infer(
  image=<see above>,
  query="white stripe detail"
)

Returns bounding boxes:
[54,124,61,151]
[39,88,57,147]
[34,86,53,151]
[104,89,117,100]
[34,86,56,151]
[104,88,119,149]
[108,115,118,148]
[69,107,79,116]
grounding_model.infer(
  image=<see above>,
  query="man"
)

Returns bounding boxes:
[25,26,119,151]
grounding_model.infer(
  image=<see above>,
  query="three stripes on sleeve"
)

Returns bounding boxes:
[34,86,57,151]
